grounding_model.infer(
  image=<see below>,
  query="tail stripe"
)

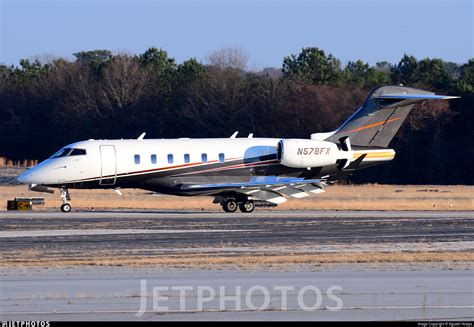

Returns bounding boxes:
[346,118,401,134]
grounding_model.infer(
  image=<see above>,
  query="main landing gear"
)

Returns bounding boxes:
[222,199,239,212]
[60,187,72,213]
[216,196,256,213]
[239,201,255,213]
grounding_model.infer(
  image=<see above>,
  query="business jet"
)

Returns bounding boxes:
[17,85,458,213]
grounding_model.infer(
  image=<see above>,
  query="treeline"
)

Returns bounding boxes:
[0,47,472,184]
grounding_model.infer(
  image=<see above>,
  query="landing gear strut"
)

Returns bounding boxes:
[60,187,72,213]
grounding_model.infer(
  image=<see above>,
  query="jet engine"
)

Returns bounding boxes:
[277,139,352,169]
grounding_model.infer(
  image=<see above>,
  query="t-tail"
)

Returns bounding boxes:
[323,85,459,147]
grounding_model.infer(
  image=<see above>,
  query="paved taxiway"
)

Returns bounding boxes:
[0,210,472,320]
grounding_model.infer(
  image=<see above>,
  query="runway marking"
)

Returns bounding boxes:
[0,229,261,238]
[3,305,474,316]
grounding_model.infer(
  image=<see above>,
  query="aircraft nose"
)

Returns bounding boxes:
[17,171,33,184]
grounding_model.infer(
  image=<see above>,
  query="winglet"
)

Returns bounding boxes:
[137,132,146,140]
[230,131,239,139]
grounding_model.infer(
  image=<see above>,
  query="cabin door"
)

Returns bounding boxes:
[99,145,117,185]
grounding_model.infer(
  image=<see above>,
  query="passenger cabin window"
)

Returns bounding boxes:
[134,154,140,164]
[168,154,174,164]
[219,153,225,163]
[151,154,157,164]
[184,154,190,163]
[201,153,208,163]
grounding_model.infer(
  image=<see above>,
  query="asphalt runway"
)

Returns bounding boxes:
[0,210,472,320]
[0,210,473,259]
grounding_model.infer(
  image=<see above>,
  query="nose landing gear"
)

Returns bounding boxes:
[60,187,72,213]
[61,203,72,213]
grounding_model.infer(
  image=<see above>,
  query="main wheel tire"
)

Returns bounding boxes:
[61,203,72,213]
[239,201,255,213]
[222,200,238,213]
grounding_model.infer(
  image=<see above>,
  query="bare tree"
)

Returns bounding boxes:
[206,47,248,71]
[98,55,148,111]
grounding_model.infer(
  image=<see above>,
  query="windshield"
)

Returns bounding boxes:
[50,148,72,158]
[50,148,86,158]
[70,148,86,156]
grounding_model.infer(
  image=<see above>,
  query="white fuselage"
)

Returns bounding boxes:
[18,138,280,186]
[18,137,394,194]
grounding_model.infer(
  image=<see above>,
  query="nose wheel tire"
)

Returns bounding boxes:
[61,203,72,213]
[222,200,238,213]
[239,201,255,213]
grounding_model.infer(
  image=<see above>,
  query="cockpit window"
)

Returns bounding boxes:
[70,149,87,156]
[51,148,72,158]
[50,148,86,158]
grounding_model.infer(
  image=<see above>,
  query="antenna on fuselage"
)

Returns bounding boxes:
[230,131,238,139]
[137,132,146,140]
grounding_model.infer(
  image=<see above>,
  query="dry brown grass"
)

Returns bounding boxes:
[0,184,471,211]
[281,184,473,211]
[1,252,472,268]
[0,184,474,211]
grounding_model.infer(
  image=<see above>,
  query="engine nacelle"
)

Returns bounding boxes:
[277,139,350,169]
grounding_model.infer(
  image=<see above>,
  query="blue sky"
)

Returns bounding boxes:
[1,0,473,68]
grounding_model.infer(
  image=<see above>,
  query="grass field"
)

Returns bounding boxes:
[1,251,473,268]
[0,184,472,211]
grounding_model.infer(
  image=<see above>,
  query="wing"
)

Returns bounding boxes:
[178,154,369,204]
[180,176,327,204]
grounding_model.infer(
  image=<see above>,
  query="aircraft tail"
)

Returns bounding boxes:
[324,85,459,147]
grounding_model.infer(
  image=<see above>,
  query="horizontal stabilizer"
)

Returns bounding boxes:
[376,94,459,100]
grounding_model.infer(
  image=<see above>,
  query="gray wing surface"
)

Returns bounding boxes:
[180,177,326,204]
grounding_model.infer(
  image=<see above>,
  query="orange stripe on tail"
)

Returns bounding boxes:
[346,118,401,134]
